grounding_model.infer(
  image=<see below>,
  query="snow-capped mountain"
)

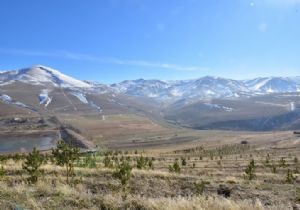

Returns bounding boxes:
[0,65,91,88]
[112,76,300,102]
[0,65,300,104]
[244,77,300,93]
[0,65,300,131]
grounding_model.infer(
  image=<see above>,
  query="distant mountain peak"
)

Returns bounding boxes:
[0,65,91,88]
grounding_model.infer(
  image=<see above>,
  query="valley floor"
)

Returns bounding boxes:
[0,114,299,209]
[0,130,299,209]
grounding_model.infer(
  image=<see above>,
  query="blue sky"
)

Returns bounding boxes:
[0,0,300,83]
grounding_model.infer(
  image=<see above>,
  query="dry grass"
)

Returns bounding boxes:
[0,127,299,209]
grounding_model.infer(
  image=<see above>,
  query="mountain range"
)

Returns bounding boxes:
[0,65,300,131]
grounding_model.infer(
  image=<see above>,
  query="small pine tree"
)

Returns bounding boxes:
[194,181,205,195]
[181,157,187,166]
[148,159,154,170]
[136,155,147,169]
[22,147,44,184]
[103,156,113,168]
[294,157,298,164]
[169,161,181,173]
[113,160,132,200]
[52,141,80,184]
[279,157,286,167]
[286,169,297,184]
[0,165,6,179]
[245,159,256,180]
[265,154,270,165]
[271,162,277,174]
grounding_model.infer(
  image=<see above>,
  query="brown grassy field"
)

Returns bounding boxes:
[0,114,299,209]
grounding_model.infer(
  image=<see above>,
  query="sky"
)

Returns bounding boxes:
[0,0,300,83]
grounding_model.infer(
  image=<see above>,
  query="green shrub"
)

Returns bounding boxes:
[0,165,6,179]
[181,157,187,166]
[286,169,297,184]
[279,157,286,167]
[22,147,44,184]
[136,155,147,169]
[194,181,205,195]
[52,141,80,184]
[245,159,256,180]
[113,160,132,199]
[169,161,181,173]
[294,157,298,164]
[296,188,300,202]
[103,156,113,168]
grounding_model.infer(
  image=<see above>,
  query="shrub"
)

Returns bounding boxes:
[0,165,6,179]
[181,157,187,166]
[245,159,256,180]
[113,160,132,199]
[52,140,80,184]
[265,154,270,165]
[294,157,298,164]
[217,185,231,198]
[279,157,286,167]
[22,147,44,184]
[169,161,181,173]
[194,181,205,195]
[79,154,97,168]
[103,156,113,168]
[286,169,297,184]
[136,155,147,169]
[148,160,154,170]
[296,188,300,202]
[270,162,277,174]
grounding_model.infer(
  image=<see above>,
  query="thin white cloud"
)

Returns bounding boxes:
[0,48,207,72]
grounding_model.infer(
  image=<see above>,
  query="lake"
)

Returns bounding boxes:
[0,132,58,153]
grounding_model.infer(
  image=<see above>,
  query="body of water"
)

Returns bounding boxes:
[0,134,56,153]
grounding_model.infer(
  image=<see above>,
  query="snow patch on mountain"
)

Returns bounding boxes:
[0,94,30,109]
[39,89,52,107]
[89,101,102,113]
[290,102,295,111]
[0,94,12,102]
[71,92,89,104]
[203,103,233,112]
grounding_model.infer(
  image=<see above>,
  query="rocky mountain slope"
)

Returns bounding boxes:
[0,65,299,131]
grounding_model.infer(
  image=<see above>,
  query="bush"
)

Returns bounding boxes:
[103,156,113,168]
[22,147,44,184]
[279,157,286,167]
[169,161,181,173]
[113,160,132,199]
[245,159,256,180]
[217,185,231,198]
[0,165,6,179]
[136,155,147,169]
[52,140,80,184]
[294,157,298,164]
[286,169,297,184]
[79,154,96,168]
[181,157,187,166]
[194,181,205,195]
[296,188,300,202]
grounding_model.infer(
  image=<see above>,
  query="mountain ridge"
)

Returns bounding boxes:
[0,65,300,131]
